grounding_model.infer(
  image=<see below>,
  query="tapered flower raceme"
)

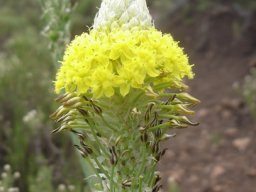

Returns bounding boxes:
[52,0,199,191]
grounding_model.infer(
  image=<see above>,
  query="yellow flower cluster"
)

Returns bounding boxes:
[55,27,194,98]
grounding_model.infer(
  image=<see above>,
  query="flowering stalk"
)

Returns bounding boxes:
[39,0,72,64]
[51,0,199,191]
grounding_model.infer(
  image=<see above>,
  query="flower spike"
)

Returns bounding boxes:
[52,0,199,191]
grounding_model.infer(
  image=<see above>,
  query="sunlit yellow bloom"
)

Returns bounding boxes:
[55,27,194,98]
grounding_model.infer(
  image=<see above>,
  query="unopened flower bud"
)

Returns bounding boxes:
[58,184,66,191]
[1,172,7,179]
[13,172,21,179]
[3,164,11,172]
[8,187,19,192]
[68,185,75,191]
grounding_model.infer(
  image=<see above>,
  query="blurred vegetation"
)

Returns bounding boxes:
[0,0,100,191]
[234,0,256,10]
[0,164,20,192]
[241,69,256,118]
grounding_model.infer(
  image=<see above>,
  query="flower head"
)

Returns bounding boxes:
[55,0,194,98]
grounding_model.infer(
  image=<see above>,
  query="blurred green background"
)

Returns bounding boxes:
[0,0,256,191]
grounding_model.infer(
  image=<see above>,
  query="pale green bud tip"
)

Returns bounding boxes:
[93,0,153,30]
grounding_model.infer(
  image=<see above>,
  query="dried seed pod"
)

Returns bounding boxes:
[55,93,69,101]
[109,146,118,165]
[147,112,158,128]
[90,100,102,114]
[82,95,90,102]
[50,106,68,120]
[120,150,129,158]
[159,133,176,141]
[115,136,122,146]
[73,130,86,141]
[83,144,93,155]
[176,92,200,105]
[52,124,70,134]
[152,142,159,154]
[152,184,162,192]
[74,144,91,158]
[144,102,155,123]
[173,104,195,115]
[56,114,69,123]
[63,97,82,107]
[55,93,76,103]
[156,148,168,161]
[164,95,176,105]
[122,179,132,188]
[52,127,61,134]
[154,173,161,185]
[154,129,162,139]
[140,132,148,143]
[78,108,89,117]
[175,116,199,126]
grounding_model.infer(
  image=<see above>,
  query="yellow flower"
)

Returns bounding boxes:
[55,27,194,98]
